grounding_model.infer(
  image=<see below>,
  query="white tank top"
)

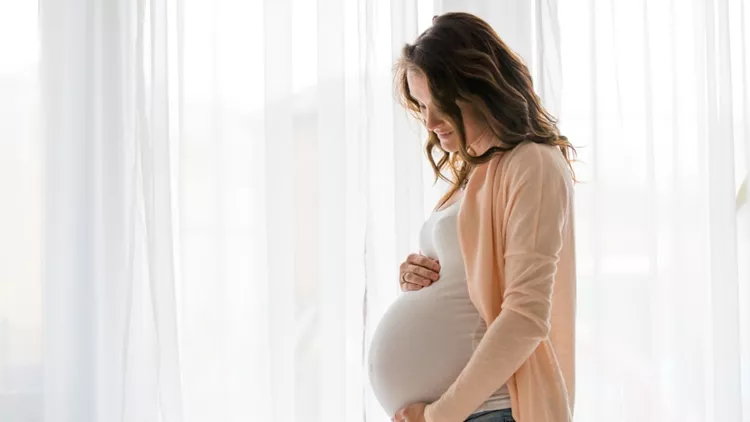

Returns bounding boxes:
[368,197,511,417]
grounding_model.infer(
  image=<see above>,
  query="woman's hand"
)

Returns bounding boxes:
[399,253,441,291]
[392,402,427,422]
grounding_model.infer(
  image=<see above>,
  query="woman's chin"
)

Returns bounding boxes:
[439,139,457,153]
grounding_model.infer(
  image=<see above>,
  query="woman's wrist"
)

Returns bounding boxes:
[423,402,437,422]
[424,388,479,422]
[423,399,455,422]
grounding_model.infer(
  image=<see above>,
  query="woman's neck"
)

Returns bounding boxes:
[467,129,499,156]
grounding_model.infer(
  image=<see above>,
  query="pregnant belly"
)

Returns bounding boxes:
[368,282,484,416]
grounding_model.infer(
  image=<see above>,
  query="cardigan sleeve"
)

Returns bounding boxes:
[424,145,570,422]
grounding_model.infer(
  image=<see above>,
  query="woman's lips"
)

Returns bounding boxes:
[436,130,453,137]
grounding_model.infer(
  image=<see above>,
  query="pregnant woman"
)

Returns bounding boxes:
[368,13,577,422]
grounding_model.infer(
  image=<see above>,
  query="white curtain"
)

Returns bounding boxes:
[0,2,44,421]
[38,0,183,421]
[174,0,431,420]
[558,0,750,421]
[1,1,749,422]
[1,0,436,421]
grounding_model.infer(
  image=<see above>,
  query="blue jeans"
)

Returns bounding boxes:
[464,408,515,422]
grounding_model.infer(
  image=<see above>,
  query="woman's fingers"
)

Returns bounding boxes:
[398,262,419,291]
[403,271,432,287]
[401,280,423,292]
[407,264,439,283]
[400,253,441,292]
[407,253,441,273]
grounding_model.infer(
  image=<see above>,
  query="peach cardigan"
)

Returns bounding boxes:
[424,141,576,422]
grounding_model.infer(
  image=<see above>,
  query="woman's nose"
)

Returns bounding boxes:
[424,109,441,131]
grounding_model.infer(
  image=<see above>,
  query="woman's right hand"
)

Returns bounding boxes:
[399,253,441,291]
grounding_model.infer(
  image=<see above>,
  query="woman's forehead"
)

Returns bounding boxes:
[406,69,430,103]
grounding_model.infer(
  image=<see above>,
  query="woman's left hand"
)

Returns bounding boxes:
[392,402,427,422]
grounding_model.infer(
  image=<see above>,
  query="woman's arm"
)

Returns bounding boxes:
[425,145,571,422]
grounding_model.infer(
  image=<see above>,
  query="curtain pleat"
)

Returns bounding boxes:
[559,0,750,420]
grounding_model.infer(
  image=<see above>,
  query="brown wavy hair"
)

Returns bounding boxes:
[396,12,576,209]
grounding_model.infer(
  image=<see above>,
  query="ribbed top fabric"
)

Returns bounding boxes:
[368,197,510,417]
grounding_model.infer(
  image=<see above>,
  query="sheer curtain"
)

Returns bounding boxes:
[38,0,183,421]
[558,0,750,421]
[2,0,436,421]
[1,1,749,422]
[175,0,430,420]
[0,3,43,421]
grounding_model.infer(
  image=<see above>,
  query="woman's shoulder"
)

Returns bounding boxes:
[467,141,571,200]
[484,141,567,180]
[493,140,562,166]
[475,142,573,208]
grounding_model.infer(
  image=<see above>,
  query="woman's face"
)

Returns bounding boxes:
[406,68,487,153]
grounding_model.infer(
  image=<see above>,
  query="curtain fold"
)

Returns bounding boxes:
[559,0,750,420]
[38,0,184,420]
[175,1,429,421]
